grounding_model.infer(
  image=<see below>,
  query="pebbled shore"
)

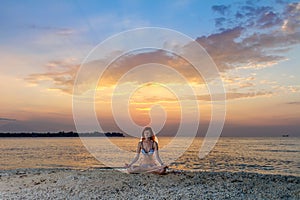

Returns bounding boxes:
[0,168,299,200]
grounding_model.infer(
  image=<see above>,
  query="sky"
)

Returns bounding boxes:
[0,0,299,136]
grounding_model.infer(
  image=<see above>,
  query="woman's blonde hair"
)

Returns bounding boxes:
[140,127,158,143]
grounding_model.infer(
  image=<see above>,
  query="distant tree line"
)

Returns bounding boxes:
[0,131,125,137]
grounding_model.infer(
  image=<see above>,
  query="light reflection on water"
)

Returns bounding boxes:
[0,137,299,176]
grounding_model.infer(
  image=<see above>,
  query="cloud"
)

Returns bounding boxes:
[281,2,300,33]
[25,49,275,102]
[239,82,254,88]
[214,17,226,27]
[26,50,207,94]
[211,3,280,29]
[257,11,282,29]
[212,1,299,34]
[287,86,300,93]
[203,1,300,70]
[25,59,79,93]
[0,119,75,132]
[0,117,16,121]
[28,24,76,36]
[26,1,299,98]
[195,91,272,101]
[115,91,272,103]
[286,101,300,105]
[212,5,231,15]
[196,27,284,70]
[128,96,188,107]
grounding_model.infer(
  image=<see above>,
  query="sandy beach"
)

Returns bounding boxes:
[0,168,299,199]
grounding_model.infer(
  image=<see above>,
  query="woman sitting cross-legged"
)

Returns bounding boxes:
[124,127,168,175]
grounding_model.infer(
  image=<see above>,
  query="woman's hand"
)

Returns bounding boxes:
[161,163,168,168]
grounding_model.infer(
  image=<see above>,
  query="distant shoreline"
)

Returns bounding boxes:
[0,131,125,137]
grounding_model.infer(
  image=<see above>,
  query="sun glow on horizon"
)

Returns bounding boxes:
[0,0,299,135]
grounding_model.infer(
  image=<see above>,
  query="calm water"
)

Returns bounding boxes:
[0,137,299,176]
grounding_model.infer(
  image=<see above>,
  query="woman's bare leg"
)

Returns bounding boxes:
[151,165,168,175]
[127,165,144,174]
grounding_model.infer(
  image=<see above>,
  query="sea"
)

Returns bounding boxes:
[0,137,299,176]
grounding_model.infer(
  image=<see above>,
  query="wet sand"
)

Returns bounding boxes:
[0,168,299,199]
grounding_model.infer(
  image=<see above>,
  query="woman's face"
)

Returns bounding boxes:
[144,130,152,138]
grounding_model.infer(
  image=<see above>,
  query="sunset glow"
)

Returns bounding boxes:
[0,0,299,136]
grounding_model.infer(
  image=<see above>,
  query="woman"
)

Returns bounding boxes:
[124,127,168,175]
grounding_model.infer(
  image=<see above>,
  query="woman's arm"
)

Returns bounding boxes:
[127,141,142,167]
[153,141,164,166]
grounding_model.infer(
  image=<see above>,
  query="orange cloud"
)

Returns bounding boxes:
[26,50,206,95]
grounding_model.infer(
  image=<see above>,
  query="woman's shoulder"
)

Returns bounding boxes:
[152,140,158,146]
